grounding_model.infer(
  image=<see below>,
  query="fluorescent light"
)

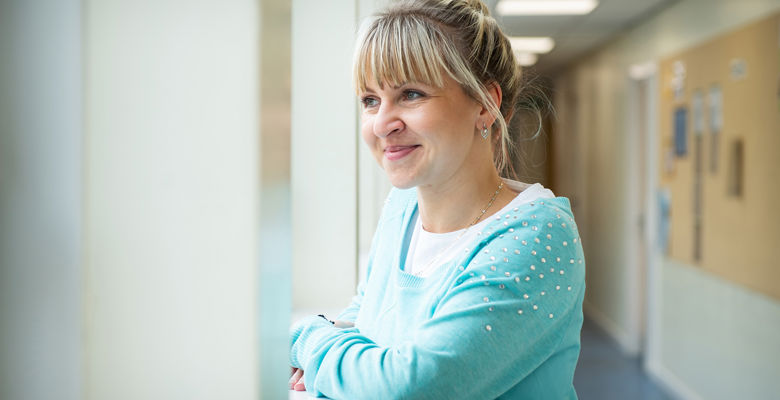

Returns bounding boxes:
[497,0,598,16]
[514,51,538,66]
[509,37,555,54]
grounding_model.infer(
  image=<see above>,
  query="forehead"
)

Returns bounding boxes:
[353,14,458,93]
[360,73,456,95]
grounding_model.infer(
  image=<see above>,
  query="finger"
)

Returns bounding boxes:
[288,368,303,389]
[294,373,306,391]
[289,368,302,382]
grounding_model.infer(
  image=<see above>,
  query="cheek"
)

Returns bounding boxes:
[360,117,375,146]
[360,117,383,161]
[418,115,464,148]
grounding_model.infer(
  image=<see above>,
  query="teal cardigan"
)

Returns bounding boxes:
[290,187,585,399]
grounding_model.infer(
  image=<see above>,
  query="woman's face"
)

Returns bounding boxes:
[359,74,486,190]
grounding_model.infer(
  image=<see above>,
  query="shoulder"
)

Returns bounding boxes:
[472,197,579,252]
[454,197,584,295]
[434,198,584,338]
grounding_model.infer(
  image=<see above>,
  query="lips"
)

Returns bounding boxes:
[384,145,420,161]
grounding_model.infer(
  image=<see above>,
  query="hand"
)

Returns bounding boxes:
[289,367,306,391]
[288,320,353,392]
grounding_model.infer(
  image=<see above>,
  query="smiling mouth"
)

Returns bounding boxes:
[384,145,420,161]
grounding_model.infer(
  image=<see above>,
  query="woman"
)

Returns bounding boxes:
[289,0,585,398]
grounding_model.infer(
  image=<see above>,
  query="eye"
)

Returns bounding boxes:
[403,89,425,101]
[360,96,379,108]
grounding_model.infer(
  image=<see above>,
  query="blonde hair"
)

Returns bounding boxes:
[354,0,525,178]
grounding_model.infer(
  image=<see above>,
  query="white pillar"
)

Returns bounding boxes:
[291,0,360,311]
[83,1,261,398]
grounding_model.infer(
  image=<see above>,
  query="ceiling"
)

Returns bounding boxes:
[485,0,679,76]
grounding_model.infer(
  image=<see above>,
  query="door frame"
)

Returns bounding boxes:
[626,61,661,364]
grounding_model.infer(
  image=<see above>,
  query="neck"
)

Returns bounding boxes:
[417,164,515,233]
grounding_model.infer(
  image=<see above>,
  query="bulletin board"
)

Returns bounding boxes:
[658,13,780,301]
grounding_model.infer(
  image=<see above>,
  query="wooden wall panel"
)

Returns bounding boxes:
[658,13,780,300]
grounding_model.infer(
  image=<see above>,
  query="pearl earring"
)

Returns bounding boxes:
[481,123,489,139]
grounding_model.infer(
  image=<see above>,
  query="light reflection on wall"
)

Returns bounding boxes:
[258,0,292,398]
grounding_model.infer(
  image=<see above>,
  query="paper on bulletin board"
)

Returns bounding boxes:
[729,58,748,81]
[664,147,675,174]
[657,188,671,255]
[692,90,704,136]
[674,107,688,156]
[672,60,686,101]
[708,84,723,172]
[708,84,723,133]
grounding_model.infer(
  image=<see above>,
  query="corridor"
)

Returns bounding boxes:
[3,0,780,399]
[575,318,672,400]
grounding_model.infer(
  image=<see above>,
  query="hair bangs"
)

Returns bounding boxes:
[354,14,460,93]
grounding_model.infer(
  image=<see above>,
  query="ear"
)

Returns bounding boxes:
[476,82,503,129]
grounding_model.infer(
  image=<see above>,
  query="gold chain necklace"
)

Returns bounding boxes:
[412,181,504,277]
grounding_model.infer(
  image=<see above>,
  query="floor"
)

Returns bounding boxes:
[574,318,674,400]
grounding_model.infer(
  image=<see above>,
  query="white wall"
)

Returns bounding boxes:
[291,0,360,311]
[83,1,261,399]
[553,0,780,398]
[0,1,83,399]
[657,259,780,399]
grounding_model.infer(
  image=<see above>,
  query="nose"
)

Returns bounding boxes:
[373,102,405,138]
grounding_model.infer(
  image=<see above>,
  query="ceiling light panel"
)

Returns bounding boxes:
[508,37,555,54]
[497,0,599,16]
[514,52,538,66]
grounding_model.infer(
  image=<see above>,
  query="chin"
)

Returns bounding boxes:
[390,181,416,190]
[385,171,419,190]
[379,159,420,189]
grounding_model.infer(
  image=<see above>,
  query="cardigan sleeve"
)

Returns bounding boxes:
[289,206,585,400]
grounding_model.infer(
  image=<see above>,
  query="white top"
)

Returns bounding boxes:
[405,179,555,277]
